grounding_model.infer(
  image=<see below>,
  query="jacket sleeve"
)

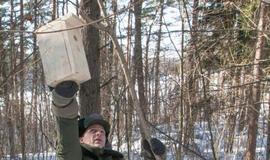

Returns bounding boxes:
[52,89,78,119]
[52,91,82,160]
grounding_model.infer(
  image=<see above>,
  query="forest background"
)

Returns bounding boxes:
[0,0,270,160]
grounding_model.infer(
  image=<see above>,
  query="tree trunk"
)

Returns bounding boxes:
[79,0,101,116]
[116,100,121,151]
[245,2,266,160]
[100,0,116,125]
[76,0,79,16]
[177,2,185,159]
[57,0,59,17]
[183,0,198,155]
[125,1,133,159]
[226,71,239,153]
[238,68,247,133]
[66,0,69,13]
[52,0,56,20]
[153,0,164,123]
[134,0,147,120]
[144,7,158,121]
[19,0,26,159]
[0,11,9,159]
[8,0,16,157]
[33,0,39,154]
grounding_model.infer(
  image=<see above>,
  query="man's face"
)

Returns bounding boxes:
[80,124,106,148]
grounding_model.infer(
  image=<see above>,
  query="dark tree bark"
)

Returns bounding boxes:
[52,0,56,20]
[79,0,101,116]
[76,0,79,16]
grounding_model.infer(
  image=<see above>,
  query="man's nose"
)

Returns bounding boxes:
[96,130,103,136]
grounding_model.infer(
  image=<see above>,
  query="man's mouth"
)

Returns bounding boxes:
[94,139,102,143]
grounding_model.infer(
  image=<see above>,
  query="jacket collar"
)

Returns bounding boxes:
[81,143,104,157]
[81,143,124,159]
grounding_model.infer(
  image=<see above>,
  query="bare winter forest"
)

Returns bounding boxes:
[0,0,270,159]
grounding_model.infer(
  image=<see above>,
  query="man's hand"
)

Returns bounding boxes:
[51,81,79,118]
[142,138,166,159]
[54,81,79,98]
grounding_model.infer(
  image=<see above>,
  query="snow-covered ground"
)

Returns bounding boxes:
[2,115,268,160]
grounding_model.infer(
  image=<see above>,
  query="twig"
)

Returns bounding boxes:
[100,76,117,89]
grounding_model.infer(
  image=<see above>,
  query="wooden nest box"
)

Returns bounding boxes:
[36,13,91,87]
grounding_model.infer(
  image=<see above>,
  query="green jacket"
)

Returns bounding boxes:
[52,91,125,160]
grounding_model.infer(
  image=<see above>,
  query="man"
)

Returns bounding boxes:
[51,81,166,160]
[78,114,124,159]
[78,114,110,148]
